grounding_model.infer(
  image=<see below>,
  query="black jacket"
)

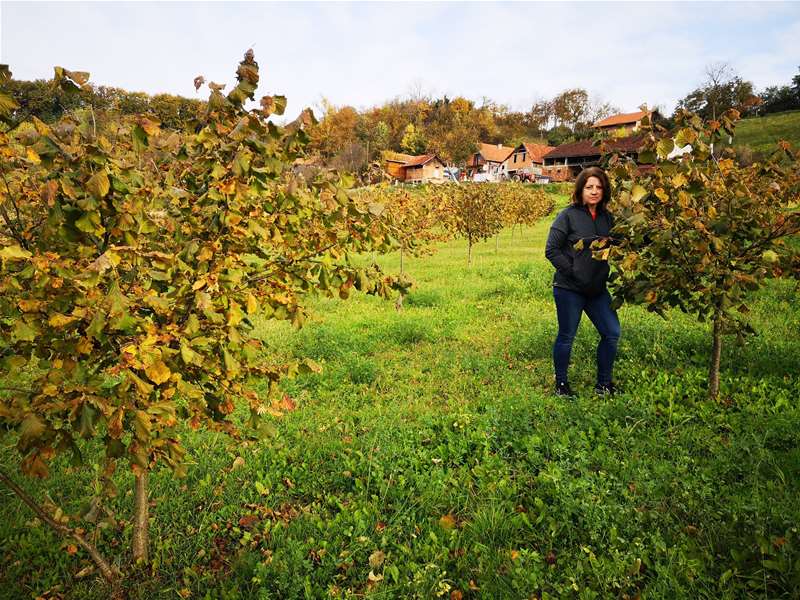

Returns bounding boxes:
[545,205,614,296]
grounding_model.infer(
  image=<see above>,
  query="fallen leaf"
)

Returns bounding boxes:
[439,514,456,530]
[368,550,385,569]
[231,456,245,470]
[238,514,259,529]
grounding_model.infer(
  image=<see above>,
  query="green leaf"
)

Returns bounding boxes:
[638,150,656,164]
[12,319,38,342]
[132,125,148,153]
[75,211,105,235]
[223,348,240,377]
[656,138,675,159]
[79,404,97,438]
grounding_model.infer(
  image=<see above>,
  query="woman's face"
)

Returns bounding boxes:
[582,176,603,209]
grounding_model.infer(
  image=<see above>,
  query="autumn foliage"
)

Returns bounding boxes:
[604,109,800,398]
[0,53,402,583]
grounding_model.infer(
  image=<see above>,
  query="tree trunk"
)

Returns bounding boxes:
[709,312,723,400]
[399,247,404,275]
[132,471,149,564]
[0,468,119,587]
[467,241,473,267]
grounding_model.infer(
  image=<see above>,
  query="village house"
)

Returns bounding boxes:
[465,143,515,181]
[501,142,555,180]
[384,152,448,183]
[593,109,660,136]
[541,136,644,181]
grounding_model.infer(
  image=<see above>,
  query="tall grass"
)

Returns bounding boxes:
[1,192,798,599]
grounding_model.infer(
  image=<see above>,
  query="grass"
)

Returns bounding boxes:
[731,109,800,155]
[1,193,799,599]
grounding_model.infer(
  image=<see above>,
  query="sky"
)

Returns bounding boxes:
[1,1,799,122]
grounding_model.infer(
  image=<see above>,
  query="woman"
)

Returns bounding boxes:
[544,166,620,397]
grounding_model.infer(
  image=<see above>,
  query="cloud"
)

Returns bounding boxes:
[2,1,797,120]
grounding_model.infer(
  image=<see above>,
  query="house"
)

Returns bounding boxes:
[501,142,555,179]
[542,135,644,181]
[384,152,448,183]
[402,154,448,183]
[465,143,515,181]
[593,109,660,135]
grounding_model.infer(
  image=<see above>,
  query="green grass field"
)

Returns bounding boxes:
[2,195,799,599]
[732,110,800,155]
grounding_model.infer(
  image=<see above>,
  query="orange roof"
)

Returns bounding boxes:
[401,154,443,168]
[593,110,649,128]
[519,142,555,164]
[477,142,515,163]
[384,151,417,163]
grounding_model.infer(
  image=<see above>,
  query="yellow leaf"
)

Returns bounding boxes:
[18,299,44,312]
[48,313,78,328]
[26,147,41,164]
[42,384,58,397]
[145,360,171,385]
[672,173,687,188]
[246,293,258,315]
[226,301,243,326]
[127,370,154,397]
[231,456,245,470]
[86,171,110,199]
[630,184,648,204]
[76,337,93,354]
[192,278,207,291]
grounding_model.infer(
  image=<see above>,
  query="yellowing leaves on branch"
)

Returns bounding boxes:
[0,50,407,586]
[604,107,800,399]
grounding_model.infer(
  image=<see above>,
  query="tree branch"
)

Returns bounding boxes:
[0,467,120,586]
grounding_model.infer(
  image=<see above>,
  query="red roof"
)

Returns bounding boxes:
[593,111,649,128]
[543,135,644,160]
[517,142,555,164]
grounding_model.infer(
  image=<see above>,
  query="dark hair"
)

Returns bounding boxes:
[571,166,611,210]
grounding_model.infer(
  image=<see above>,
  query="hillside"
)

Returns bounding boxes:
[732,109,800,155]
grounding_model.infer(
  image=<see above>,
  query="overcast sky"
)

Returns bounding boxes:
[2,1,799,122]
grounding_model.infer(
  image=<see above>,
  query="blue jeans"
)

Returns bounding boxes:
[552,287,620,385]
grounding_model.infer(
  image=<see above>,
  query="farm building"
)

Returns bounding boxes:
[593,109,661,135]
[501,142,555,179]
[465,143,515,181]
[542,135,644,181]
[384,152,448,183]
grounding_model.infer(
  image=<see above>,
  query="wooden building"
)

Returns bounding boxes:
[501,142,555,179]
[542,136,644,181]
[384,152,448,183]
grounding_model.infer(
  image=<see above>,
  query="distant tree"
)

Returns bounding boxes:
[400,123,426,155]
[528,98,554,135]
[546,125,573,146]
[758,85,800,115]
[552,88,590,130]
[676,62,760,120]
